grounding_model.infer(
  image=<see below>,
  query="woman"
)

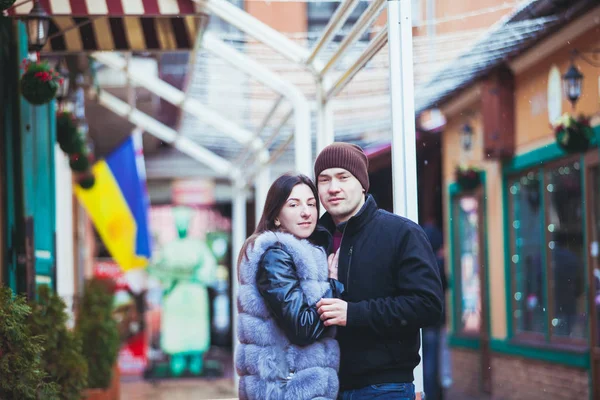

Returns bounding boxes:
[236,173,342,400]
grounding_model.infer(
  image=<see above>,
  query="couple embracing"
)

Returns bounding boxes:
[236,143,444,400]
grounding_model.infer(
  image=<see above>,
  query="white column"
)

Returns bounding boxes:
[231,179,247,391]
[316,77,335,154]
[387,0,424,397]
[254,159,271,228]
[293,101,312,177]
[54,145,75,328]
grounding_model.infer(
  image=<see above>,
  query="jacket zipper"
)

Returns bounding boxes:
[346,246,353,293]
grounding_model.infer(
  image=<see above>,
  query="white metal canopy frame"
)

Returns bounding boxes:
[90,0,422,395]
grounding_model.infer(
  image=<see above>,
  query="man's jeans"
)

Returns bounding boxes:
[338,383,416,400]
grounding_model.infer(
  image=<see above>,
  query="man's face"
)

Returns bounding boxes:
[317,168,365,224]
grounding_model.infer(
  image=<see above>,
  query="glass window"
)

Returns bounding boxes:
[453,195,481,334]
[306,0,369,43]
[507,158,588,343]
[509,171,545,335]
[590,165,600,346]
[545,160,586,339]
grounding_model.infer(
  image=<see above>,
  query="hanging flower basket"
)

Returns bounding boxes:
[77,172,96,190]
[69,152,92,172]
[20,59,62,105]
[553,113,594,153]
[0,0,16,11]
[455,165,481,191]
[57,111,85,154]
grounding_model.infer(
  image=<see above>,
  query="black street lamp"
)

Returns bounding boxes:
[22,0,50,53]
[562,62,583,109]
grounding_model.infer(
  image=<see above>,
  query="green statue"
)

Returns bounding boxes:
[147,206,218,376]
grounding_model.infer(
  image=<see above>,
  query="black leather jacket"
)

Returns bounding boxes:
[257,243,344,346]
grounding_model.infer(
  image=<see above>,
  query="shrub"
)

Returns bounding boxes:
[76,278,120,389]
[28,285,88,400]
[0,287,58,399]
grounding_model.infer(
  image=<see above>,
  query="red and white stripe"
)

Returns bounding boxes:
[8,0,197,16]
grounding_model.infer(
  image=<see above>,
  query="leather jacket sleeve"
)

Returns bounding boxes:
[257,246,343,346]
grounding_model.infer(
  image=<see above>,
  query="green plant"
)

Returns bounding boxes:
[56,111,96,189]
[77,172,96,190]
[20,59,62,105]
[0,287,59,400]
[76,278,120,389]
[455,164,481,191]
[28,285,88,400]
[69,152,91,172]
[56,111,85,154]
[553,113,595,153]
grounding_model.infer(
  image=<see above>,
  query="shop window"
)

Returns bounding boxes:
[507,157,587,343]
[546,160,586,339]
[453,195,482,334]
[508,171,545,336]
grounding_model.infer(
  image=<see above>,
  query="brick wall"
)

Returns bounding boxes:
[450,349,589,400]
[451,348,483,397]
[491,354,589,400]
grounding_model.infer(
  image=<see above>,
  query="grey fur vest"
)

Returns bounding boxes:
[236,231,340,400]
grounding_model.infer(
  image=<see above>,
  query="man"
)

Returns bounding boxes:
[314,142,443,400]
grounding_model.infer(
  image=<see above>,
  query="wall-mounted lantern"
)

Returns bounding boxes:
[22,0,50,53]
[461,123,473,151]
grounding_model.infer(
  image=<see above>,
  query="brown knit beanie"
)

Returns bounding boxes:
[314,142,369,192]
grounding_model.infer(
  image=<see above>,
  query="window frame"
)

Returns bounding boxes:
[448,172,490,348]
[506,166,547,343]
[505,153,588,349]
[585,150,600,350]
[306,0,370,43]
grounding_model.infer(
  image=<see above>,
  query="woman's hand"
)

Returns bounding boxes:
[328,249,339,280]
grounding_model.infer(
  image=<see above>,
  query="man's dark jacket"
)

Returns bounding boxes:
[313,195,444,391]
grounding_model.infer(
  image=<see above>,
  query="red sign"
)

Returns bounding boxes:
[94,259,148,376]
[93,260,129,291]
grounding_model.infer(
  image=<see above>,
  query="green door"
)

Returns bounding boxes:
[1,21,57,294]
[16,22,57,293]
[1,18,21,292]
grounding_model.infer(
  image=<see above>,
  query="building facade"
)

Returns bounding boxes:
[1,20,58,296]
[438,4,600,398]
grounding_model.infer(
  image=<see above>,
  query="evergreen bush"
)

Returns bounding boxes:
[0,287,58,400]
[76,278,120,389]
[28,285,88,400]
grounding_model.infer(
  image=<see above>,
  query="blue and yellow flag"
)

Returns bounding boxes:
[75,133,152,271]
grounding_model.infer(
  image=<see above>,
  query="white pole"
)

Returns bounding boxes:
[293,102,313,177]
[54,145,75,328]
[316,77,335,154]
[387,0,424,398]
[254,153,271,228]
[231,179,247,392]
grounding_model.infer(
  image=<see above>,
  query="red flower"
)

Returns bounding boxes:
[34,71,54,82]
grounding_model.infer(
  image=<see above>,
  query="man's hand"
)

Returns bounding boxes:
[317,298,347,326]
[327,249,339,280]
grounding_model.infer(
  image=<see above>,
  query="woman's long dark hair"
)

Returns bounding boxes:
[237,173,320,269]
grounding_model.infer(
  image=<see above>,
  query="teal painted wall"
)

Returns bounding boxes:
[1,21,57,292]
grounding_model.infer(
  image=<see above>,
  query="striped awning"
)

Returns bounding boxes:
[7,0,208,53]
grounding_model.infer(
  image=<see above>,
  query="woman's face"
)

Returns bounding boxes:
[276,183,318,239]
